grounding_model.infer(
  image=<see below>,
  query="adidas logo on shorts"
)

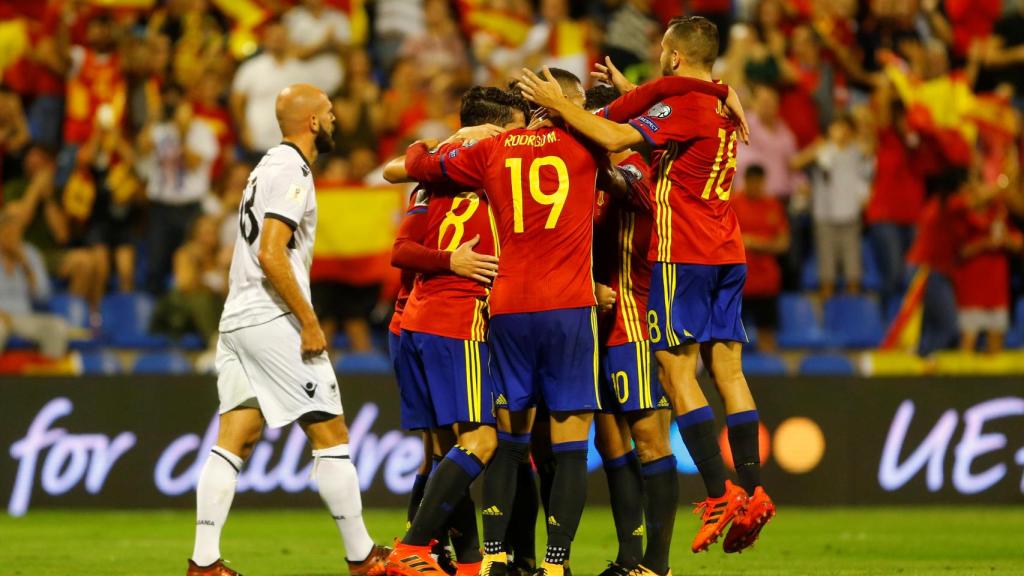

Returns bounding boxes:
[495,394,508,407]
[658,397,670,408]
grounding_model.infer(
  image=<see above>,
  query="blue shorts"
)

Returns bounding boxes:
[388,331,402,376]
[647,263,749,349]
[489,307,600,413]
[600,340,668,412]
[396,330,495,430]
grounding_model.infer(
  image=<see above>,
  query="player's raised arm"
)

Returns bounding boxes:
[258,217,325,358]
[383,125,504,184]
[404,136,490,189]
[519,67,644,153]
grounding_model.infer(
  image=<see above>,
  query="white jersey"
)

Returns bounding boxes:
[219,143,317,333]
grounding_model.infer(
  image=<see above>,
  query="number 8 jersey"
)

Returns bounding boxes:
[400,170,497,341]
[220,143,318,333]
[405,127,599,316]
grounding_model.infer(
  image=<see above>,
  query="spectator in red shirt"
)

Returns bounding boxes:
[866,80,926,313]
[731,165,789,352]
[952,182,1023,354]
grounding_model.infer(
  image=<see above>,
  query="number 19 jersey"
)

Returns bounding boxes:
[220,143,318,333]
[405,127,599,316]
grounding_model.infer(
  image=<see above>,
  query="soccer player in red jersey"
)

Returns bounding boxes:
[401,69,604,576]
[383,87,526,576]
[582,85,675,576]
[518,16,774,559]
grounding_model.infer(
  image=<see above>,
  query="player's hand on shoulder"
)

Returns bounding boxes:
[596,283,617,312]
[591,56,635,94]
[300,320,328,360]
[449,234,499,284]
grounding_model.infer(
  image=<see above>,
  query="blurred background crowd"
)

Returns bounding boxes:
[1,0,1023,376]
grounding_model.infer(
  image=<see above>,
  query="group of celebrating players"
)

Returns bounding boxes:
[381,15,774,576]
[186,15,774,576]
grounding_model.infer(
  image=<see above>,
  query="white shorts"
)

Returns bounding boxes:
[216,314,343,428]
[958,308,1009,334]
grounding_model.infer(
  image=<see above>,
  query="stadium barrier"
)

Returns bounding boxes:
[2,375,1022,516]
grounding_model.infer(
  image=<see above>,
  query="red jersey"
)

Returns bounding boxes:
[605,85,745,265]
[907,197,959,276]
[64,49,125,145]
[594,152,654,347]
[951,198,1020,309]
[405,127,599,316]
[866,127,925,226]
[731,192,787,296]
[401,184,497,341]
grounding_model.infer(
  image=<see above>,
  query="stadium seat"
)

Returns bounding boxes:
[78,350,122,375]
[1006,298,1024,349]
[334,351,392,374]
[798,353,856,376]
[100,293,170,349]
[177,333,206,351]
[49,292,90,328]
[742,352,788,376]
[133,351,191,374]
[824,295,885,348]
[776,293,827,349]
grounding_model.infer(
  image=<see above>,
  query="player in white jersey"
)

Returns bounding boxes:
[187,84,390,576]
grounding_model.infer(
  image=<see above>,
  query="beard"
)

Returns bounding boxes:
[314,125,335,154]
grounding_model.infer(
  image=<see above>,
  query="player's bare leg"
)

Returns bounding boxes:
[189,407,264,575]
[480,408,536,576]
[702,341,775,553]
[656,345,745,553]
[300,414,389,575]
[538,411,594,576]
[594,413,643,576]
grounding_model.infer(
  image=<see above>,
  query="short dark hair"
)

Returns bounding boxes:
[537,67,582,98]
[666,16,719,70]
[745,164,766,179]
[460,86,527,127]
[584,85,619,111]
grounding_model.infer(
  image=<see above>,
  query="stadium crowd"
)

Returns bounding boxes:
[1,0,1023,372]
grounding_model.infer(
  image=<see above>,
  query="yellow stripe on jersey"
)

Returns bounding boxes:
[618,212,644,343]
[487,205,501,258]
[655,142,679,262]
[591,307,602,410]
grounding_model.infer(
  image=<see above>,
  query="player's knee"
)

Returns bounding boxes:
[633,430,671,462]
[458,426,497,463]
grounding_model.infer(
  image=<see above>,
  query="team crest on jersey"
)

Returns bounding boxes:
[647,102,672,119]
[448,149,459,159]
[620,164,643,183]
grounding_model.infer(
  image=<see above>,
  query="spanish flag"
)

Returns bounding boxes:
[310,183,406,286]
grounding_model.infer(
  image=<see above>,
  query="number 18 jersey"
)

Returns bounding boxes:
[220,143,318,333]
[405,127,599,316]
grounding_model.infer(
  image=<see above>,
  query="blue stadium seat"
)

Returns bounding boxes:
[742,352,788,376]
[800,254,819,291]
[824,295,885,348]
[798,353,856,375]
[177,333,206,351]
[79,350,123,375]
[100,293,170,348]
[1006,298,1024,349]
[133,351,191,374]
[49,292,89,328]
[334,351,392,374]
[776,293,827,349]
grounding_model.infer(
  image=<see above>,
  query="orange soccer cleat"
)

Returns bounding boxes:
[386,541,448,576]
[690,480,748,553]
[186,559,242,576]
[723,486,776,553]
[455,560,481,576]
[350,544,392,576]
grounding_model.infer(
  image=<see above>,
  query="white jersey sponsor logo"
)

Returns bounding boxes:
[219,143,317,333]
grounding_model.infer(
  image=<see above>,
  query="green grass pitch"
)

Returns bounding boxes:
[1,507,1022,575]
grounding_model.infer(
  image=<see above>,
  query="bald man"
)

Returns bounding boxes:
[187,84,390,576]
